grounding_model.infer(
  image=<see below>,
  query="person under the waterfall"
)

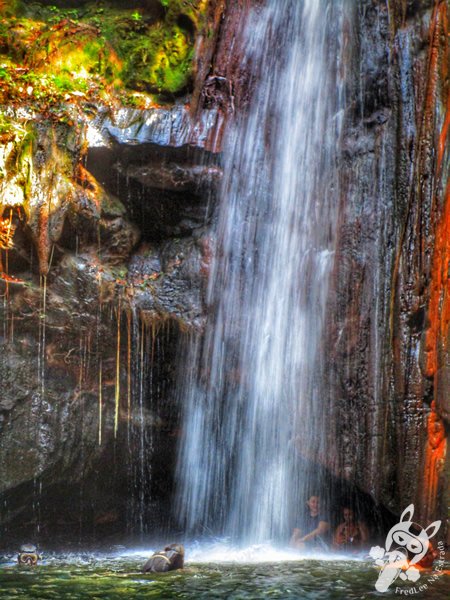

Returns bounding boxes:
[332,506,369,551]
[290,495,330,550]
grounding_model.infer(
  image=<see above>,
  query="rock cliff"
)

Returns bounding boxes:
[0,0,448,546]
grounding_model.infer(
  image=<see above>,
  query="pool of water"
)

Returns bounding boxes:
[0,545,448,599]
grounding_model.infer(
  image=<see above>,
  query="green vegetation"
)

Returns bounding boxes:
[0,111,13,136]
[0,0,208,107]
[120,22,193,93]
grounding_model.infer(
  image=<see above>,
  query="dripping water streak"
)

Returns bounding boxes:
[127,310,132,421]
[40,274,47,399]
[114,298,122,438]
[98,358,103,446]
[138,319,145,536]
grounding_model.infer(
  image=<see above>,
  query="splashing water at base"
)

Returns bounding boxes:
[176,0,345,542]
[1,546,448,600]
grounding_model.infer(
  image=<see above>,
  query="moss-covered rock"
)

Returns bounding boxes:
[0,0,209,102]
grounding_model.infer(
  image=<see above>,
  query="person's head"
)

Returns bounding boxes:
[342,507,355,523]
[18,544,39,566]
[307,495,320,514]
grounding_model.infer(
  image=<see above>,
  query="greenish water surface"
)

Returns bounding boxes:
[0,554,448,599]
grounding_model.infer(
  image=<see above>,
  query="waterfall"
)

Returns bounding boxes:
[176,0,345,543]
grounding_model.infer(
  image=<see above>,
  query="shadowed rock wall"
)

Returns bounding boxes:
[0,0,229,548]
[328,0,448,530]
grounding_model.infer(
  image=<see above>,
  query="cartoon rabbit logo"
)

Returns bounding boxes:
[369,504,441,593]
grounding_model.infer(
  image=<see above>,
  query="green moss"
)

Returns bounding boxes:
[101,192,127,218]
[0,113,12,136]
[162,0,208,26]
[0,120,35,212]
[86,0,208,96]
[16,128,35,200]
[0,0,209,108]
[119,22,194,94]
[29,2,203,91]
[1,1,21,17]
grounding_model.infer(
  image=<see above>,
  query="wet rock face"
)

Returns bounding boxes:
[87,106,224,151]
[0,0,231,546]
[0,97,221,546]
[328,0,448,525]
[87,135,221,240]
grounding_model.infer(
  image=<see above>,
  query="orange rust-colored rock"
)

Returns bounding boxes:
[36,204,50,276]
[424,180,450,378]
[416,1,449,523]
[422,2,446,142]
[328,0,449,525]
[0,210,15,251]
[423,1,450,381]
[419,402,447,522]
